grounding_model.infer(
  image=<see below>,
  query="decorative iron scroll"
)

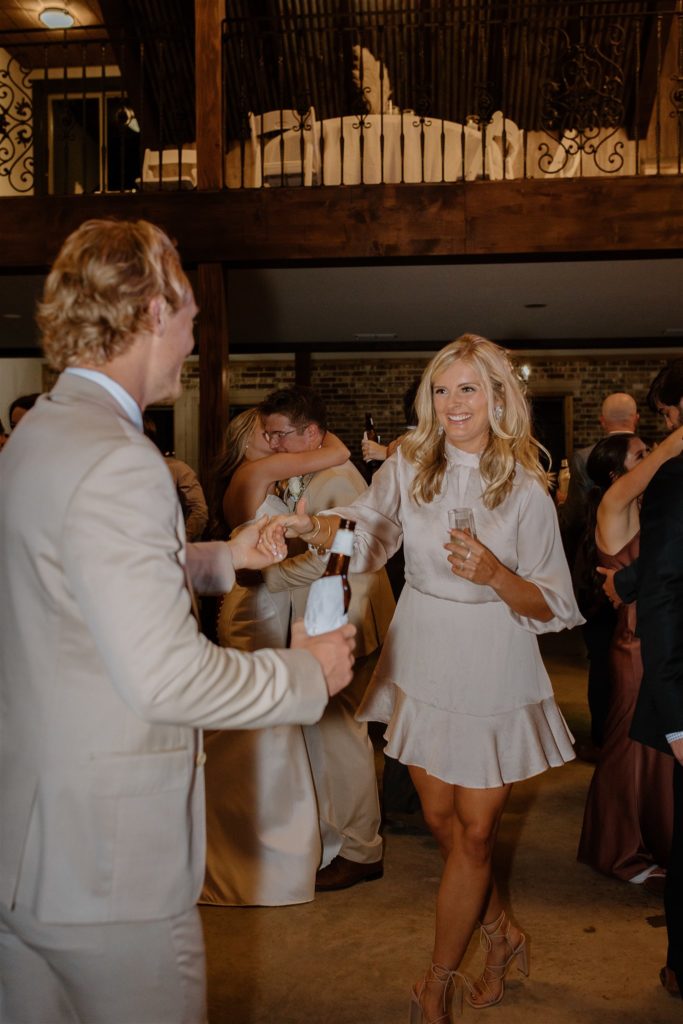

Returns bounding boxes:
[539,23,627,174]
[0,52,33,193]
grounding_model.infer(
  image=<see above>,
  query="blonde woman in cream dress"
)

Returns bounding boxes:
[260,336,583,1019]
[200,408,349,906]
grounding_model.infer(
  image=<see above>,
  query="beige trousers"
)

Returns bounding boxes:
[0,901,206,1024]
[303,651,383,867]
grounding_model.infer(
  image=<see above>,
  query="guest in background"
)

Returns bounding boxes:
[361,376,420,469]
[603,358,683,999]
[0,418,8,451]
[577,429,683,885]
[143,416,209,541]
[261,336,582,1017]
[201,408,350,907]
[560,392,639,754]
[360,376,423,830]
[8,392,40,430]
[261,385,395,892]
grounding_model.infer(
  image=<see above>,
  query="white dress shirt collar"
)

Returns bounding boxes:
[64,367,143,432]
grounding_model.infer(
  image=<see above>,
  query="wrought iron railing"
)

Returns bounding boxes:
[223,0,683,187]
[1,4,682,196]
[0,26,195,195]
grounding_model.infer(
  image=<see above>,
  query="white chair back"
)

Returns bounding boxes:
[248,108,319,187]
[485,112,524,179]
[141,146,197,190]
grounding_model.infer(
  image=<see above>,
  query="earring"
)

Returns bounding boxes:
[438,424,445,435]
[494,406,503,421]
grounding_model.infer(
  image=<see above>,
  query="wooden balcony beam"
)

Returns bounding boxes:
[0,178,681,270]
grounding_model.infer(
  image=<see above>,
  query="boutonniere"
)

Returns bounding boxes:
[286,476,305,510]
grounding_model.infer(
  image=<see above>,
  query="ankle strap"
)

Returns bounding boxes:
[478,910,509,951]
[428,963,475,995]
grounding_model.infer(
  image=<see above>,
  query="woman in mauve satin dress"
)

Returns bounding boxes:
[578,426,683,884]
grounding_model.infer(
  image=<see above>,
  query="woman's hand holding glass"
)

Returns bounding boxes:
[445,528,501,586]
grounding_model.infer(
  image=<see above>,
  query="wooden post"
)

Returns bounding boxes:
[197,264,230,484]
[195,0,229,482]
[195,0,224,191]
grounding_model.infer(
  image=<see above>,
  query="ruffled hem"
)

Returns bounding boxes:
[358,682,575,788]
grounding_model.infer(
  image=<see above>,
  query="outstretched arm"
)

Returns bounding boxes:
[247,431,350,488]
[224,433,351,526]
[597,426,683,551]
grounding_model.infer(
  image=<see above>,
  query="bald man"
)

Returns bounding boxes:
[558,391,639,548]
[559,392,638,751]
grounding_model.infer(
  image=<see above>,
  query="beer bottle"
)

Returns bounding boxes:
[363,411,383,479]
[557,458,570,503]
[303,518,355,635]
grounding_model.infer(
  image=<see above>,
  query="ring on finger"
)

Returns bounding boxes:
[463,547,472,561]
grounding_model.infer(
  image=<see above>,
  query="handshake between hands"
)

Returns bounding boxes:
[226,512,355,698]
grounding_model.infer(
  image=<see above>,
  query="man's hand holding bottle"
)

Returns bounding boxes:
[290,619,356,697]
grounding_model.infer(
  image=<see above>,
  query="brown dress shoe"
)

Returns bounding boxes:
[314,855,384,892]
[660,966,682,998]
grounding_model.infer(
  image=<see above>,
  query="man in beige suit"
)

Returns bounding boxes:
[261,386,395,891]
[0,220,355,1024]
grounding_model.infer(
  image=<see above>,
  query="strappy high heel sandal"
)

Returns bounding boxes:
[409,962,470,1023]
[465,910,529,1009]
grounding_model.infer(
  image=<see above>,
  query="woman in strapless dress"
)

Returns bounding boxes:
[200,408,349,906]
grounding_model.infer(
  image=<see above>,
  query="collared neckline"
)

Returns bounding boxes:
[64,368,143,431]
[445,442,482,468]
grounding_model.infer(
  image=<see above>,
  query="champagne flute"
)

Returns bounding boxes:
[448,507,477,538]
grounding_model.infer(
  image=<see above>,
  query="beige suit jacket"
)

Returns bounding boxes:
[0,374,327,925]
[267,462,395,656]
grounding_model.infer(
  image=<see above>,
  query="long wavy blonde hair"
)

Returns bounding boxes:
[401,334,549,509]
[207,408,261,539]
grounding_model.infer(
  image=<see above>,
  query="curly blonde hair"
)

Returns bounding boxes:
[37,219,192,371]
[402,334,549,509]
[207,408,261,539]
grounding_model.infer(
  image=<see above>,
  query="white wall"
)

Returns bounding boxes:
[0,358,44,428]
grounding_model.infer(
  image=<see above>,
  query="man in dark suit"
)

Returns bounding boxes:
[558,392,638,751]
[602,360,683,998]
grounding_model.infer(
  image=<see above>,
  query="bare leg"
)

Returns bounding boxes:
[409,766,513,1020]
[468,879,526,1007]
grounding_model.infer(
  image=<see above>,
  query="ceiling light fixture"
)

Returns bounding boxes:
[39,7,75,29]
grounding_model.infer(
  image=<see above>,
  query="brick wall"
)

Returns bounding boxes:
[42,349,678,467]
[228,351,675,465]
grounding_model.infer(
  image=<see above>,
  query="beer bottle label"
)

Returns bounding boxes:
[303,576,349,635]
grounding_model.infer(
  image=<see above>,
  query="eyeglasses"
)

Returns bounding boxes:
[262,429,298,442]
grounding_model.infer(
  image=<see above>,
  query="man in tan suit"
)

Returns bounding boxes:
[0,220,355,1024]
[261,386,395,891]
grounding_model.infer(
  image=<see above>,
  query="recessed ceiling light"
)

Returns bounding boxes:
[1,313,22,319]
[39,8,75,29]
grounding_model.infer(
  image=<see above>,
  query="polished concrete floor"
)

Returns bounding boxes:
[200,629,680,1023]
